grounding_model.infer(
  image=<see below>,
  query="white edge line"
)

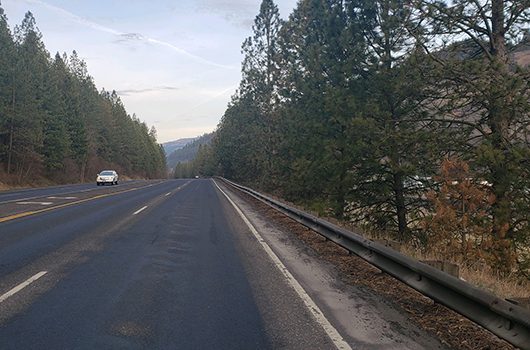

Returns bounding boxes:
[0,271,48,303]
[133,206,148,215]
[213,180,352,350]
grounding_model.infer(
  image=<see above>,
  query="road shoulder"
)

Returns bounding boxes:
[216,180,451,350]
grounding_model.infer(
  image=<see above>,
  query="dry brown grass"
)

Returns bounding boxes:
[248,187,529,302]
[396,244,530,300]
[460,267,529,299]
[0,181,28,192]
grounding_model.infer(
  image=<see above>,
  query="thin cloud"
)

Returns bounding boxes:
[197,0,256,28]
[116,86,180,96]
[25,0,236,70]
[174,84,237,118]
[113,32,144,43]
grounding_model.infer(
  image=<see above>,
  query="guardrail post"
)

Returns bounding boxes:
[421,260,460,278]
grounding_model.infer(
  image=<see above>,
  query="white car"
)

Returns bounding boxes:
[96,170,119,186]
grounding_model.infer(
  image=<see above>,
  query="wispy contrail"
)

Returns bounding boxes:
[24,0,236,70]
[175,84,238,119]
[116,85,180,96]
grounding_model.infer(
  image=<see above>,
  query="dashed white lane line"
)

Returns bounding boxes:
[165,192,171,196]
[0,186,101,204]
[0,271,48,303]
[213,181,352,350]
[47,196,77,200]
[133,206,148,215]
[16,202,53,206]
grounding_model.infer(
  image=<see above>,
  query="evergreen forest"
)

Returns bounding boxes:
[0,7,166,185]
[185,0,530,277]
[169,132,214,171]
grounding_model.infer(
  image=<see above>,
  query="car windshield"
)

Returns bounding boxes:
[100,171,114,175]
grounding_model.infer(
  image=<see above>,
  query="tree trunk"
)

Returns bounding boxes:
[488,0,514,273]
[7,83,15,174]
[80,157,86,183]
[393,172,408,240]
[7,122,13,174]
[491,0,507,63]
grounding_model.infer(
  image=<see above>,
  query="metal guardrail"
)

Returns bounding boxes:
[220,178,530,349]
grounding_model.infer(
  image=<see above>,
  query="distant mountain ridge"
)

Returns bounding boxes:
[513,40,530,66]
[166,133,214,169]
[162,138,196,155]
[436,35,530,65]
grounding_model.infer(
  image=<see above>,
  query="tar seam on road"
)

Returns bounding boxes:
[213,180,352,350]
[0,182,163,224]
[133,206,148,215]
[0,271,48,303]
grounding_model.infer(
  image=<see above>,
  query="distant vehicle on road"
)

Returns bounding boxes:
[96,170,119,186]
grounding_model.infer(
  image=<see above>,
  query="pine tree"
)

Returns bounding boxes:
[238,0,283,187]
[275,0,355,216]
[416,0,530,273]
[339,0,444,239]
[59,50,89,181]
[214,94,264,181]
[423,158,495,264]
[10,11,49,180]
[0,3,15,171]
[41,53,69,173]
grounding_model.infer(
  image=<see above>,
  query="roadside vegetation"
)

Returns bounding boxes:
[186,0,530,284]
[0,7,166,186]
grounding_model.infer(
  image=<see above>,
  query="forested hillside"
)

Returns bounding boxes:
[0,8,166,185]
[162,137,195,155]
[168,132,214,168]
[191,0,530,276]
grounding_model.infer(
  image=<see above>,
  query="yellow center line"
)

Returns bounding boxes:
[0,211,38,223]
[0,182,163,224]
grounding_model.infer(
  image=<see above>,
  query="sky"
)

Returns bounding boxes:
[1,0,298,143]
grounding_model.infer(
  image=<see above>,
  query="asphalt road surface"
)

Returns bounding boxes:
[0,179,448,350]
[0,179,338,349]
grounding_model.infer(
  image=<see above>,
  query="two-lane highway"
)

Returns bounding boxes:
[0,180,152,222]
[0,179,336,349]
[0,179,450,349]
[0,180,141,205]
